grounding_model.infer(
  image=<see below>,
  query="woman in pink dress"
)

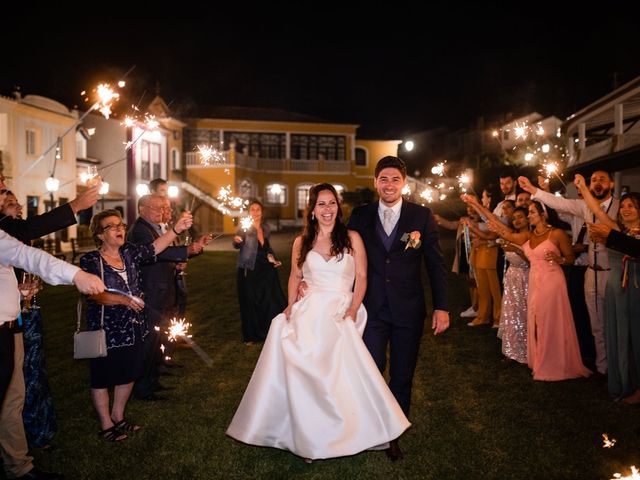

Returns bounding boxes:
[490,201,590,381]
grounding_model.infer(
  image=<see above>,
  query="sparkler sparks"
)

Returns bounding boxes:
[164,317,213,367]
[240,216,253,231]
[197,144,227,166]
[540,160,568,188]
[602,433,617,448]
[217,185,249,214]
[611,466,639,480]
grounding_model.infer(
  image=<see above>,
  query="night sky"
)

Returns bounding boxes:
[3,4,639,139]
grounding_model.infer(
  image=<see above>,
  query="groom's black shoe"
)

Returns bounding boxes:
[385,439,403,461]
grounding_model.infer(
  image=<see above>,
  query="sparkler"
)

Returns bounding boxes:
[611,466,639,480]
[540,160,568,188]
[240,216,253,232]
[602,433,617,448]
[165,317,213,367]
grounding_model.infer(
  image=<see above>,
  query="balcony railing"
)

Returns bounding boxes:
[185,152,351,173]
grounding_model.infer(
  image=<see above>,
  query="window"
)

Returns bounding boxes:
[224,132,286,159]
[140,140,150,180]
[171,148,181,171]
[26,196,38,218]
[355,147,367,166]
[151,143,161,179]
[296,184,313,218]
[76,133,87,159]
[265,183,287,205]
[239,179,254,199]
[26,129,36,155]
[291,134,346,161]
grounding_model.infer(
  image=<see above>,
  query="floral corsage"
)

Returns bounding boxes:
[401,231,422,250]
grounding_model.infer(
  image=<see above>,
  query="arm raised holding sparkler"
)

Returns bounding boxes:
[519,176,585,218]
[574,174,618,230]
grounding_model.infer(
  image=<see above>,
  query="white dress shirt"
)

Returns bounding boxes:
[531,190,618,269]
[378,199,402,235]
[0,229,80,325]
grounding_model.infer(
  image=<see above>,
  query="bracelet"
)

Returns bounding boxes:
[172,226,180,235]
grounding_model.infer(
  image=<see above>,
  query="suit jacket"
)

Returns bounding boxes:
[0,203,76,243]
[347,200,448,323]
[127,217,188,324]
[606,229,640,258]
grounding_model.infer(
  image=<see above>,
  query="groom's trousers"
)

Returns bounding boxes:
[363,299,425,416]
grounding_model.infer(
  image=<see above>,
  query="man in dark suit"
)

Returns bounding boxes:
[127,194,208,400]
[347,156,449,461]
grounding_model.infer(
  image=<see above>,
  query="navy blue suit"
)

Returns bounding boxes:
[127,217,188,397]
[348,200,448,414]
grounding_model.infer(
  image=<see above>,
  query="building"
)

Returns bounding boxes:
[0,92,79,246]
[564,74,640,193]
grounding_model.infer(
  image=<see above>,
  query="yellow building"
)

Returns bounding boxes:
[181,108,400,233]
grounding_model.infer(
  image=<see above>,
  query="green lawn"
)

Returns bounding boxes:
[23,230,639,479]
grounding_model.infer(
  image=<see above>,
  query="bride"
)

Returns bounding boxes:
[226,183,410,461]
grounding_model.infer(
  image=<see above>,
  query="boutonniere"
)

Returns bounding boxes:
[400,231,422,250]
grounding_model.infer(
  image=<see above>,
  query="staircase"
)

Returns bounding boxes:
[180,180,244,218]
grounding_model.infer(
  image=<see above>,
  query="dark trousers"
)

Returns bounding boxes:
[567,265,595,366]
[133,328,161,398]
[0,326,15,408]
[363,300,425,416]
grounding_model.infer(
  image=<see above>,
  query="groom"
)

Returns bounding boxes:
[347,156,449,460]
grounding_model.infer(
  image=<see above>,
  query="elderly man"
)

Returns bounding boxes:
[519,171,619,378]
[127,195,209,400]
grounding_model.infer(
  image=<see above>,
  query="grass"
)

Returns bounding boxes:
[18,229,640,480]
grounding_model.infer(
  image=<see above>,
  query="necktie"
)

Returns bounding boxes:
[383,208,394,236]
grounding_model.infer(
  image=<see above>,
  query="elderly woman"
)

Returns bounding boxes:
[80,208,191,442]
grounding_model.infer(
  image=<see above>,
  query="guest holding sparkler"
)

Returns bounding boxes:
[462,194,530,364]
[575,174,640,404]
[462,186,502,328]
[488,201,590,381]
[233,200,286,345]
[0,192,58,449]
[127,195,210,401]
[519,172,619,379]
[433,199,480,320]
[80,208,192,442]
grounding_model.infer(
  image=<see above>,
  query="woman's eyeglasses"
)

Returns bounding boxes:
[102,223,127,232]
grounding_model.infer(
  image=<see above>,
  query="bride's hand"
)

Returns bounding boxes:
[343,307,358,322]
[283,304,293,321]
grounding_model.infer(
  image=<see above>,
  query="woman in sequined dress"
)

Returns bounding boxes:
[496,207,530,363]
[462,196,530,363]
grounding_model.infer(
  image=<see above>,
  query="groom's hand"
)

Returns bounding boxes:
[432,310,449,335]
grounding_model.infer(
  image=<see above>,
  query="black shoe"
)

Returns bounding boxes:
[136,393,166,402]
[385,439,404,461]
[17,467,64,479]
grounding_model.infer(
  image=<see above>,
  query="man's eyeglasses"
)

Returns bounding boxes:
[102,223,127,232]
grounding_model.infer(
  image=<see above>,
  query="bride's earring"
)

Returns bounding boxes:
[311,212,315,221]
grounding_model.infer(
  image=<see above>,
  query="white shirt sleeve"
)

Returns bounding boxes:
[0,229,80,285]
[531,189,587,219]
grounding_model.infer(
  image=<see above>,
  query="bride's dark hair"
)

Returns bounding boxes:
[297,183,352,268]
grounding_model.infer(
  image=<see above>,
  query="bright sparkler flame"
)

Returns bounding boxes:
[420,188,435,203]
[602,433,617,448]
[165,317,192,343]
[196,144,226,166]
[92,83,121,119]
[611,466,640,479]
[543,161,558,177]
[217,185,249,214]
[402,185,411,195]
[240,216,253,231]
[431,162,445,176]
[514,124,527,139]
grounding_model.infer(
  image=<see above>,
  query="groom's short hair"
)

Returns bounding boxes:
[375,156,407,179]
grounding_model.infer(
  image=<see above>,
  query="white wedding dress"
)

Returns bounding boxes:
[226,251,410,460]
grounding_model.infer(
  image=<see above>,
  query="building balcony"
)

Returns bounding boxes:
[185,151,351,174]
